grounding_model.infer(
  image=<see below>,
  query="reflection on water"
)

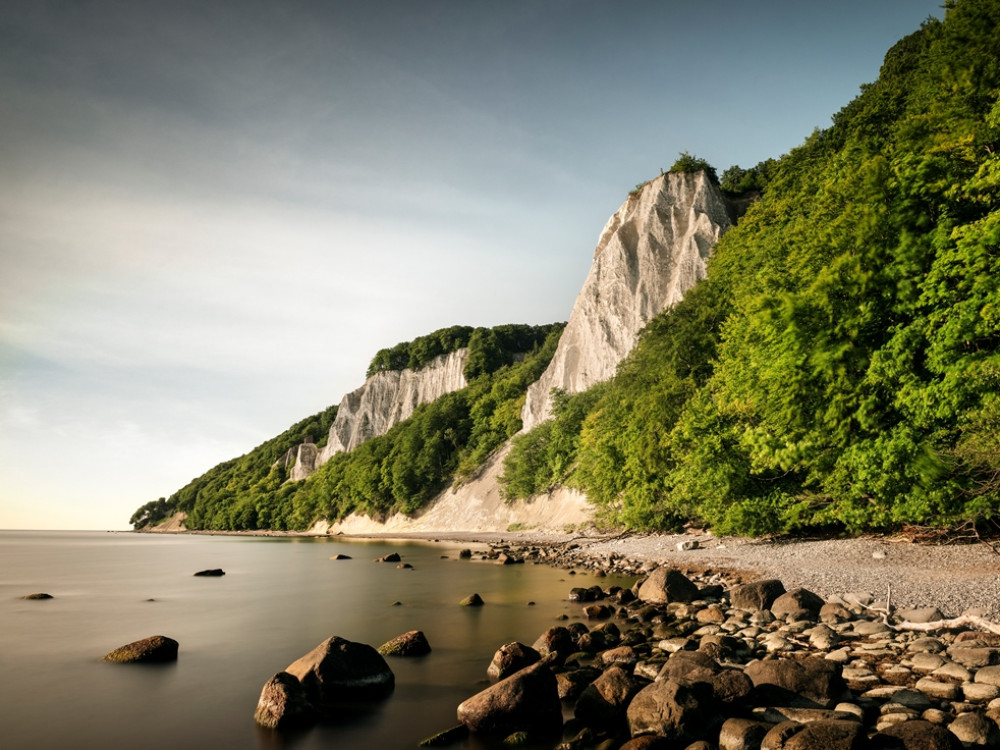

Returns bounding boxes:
[0,531,635,750]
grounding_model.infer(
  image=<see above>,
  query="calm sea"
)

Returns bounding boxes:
[0,530,632,750]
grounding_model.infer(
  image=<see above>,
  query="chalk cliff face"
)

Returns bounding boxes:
[282,349,470,480]
[521,171,734,430]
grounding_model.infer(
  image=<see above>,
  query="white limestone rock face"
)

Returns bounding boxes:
[309,348,469,466]
[521,171,734,431]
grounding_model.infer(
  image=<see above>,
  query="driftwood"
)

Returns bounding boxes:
[890,615,1000,636]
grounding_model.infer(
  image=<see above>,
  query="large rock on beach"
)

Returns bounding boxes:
[532,626,576,664]
[103,635,178,663]
[760,719,866,749]
[285,636,394,703]
[573,665,641,729]
[872,719,963,749]
[253,671,318,729]
[487,642,541,680]
[771,587,825,620]
[636,567,700,604]
[456,662,562,737]
[378,630,431,657]
[731,579,786,610]
[626,678,714,743]
[745,656,846,708]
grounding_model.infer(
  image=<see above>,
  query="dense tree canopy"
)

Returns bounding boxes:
[502,0,1000,536]
[134,323,563,530]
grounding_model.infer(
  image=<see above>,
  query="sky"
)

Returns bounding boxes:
[1,0,945,530]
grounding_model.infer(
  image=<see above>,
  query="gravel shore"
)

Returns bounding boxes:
[347,530,1000,620]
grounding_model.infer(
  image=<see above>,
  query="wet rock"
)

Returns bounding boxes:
[329,553,352,560]
[760,719,865,749]
[719,717,772,750]
[626,678,713,744]
[872,719,963,749]
[376,552,401,563]
[487,642,541,680]
[20,592,53,600]
[532,626,576,664]
[556,667,602,700]
[458,549,472,559]
[636,567,700,604]
[253,671,318,730]
[731,579,786,611]
[456,662,562,737]
[102,635,178,664]
[460,593,484,606]
[377,630,431,657]
[573,665,641,729]
[744,656,847,708]
[285,636,394,703]
[193,568,225,577]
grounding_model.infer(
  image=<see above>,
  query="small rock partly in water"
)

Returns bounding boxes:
[21,592,53,600]
[378,630,431,657]
[461,593,484,607]
[329,554,352,560]
[103,635,179,664]
[193,568,225,577]
[418,724,469,747]
[376,552,401,563]
[253,671,318,730]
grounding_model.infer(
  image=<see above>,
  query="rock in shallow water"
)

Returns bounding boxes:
[377,630,431,657]
[253,671,318,729]
[193,568,225,577]
[284,636,394,703]
[456,662,562,737]
[103,635,178,664]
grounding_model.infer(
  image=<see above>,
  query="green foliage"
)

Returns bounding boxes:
[367,325,475,378]
[139,323,564,531]
[131,405,338,530]
[720,158,779,194]
[288,324,563,526]
[670,151,719,184]
[502,0,1000,536]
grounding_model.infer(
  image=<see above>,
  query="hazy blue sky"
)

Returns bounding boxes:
[1,0,944,529]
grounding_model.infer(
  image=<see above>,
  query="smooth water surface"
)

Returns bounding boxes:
[0,531,634,749]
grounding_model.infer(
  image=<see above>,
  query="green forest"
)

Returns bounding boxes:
[135,0,999,537]
[132,323,562,530]
[501,0,1000,536]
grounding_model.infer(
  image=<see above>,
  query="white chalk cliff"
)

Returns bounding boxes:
[521,171,734,431]
[283,349,469,481]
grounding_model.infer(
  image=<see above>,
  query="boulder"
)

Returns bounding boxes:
[460,593,484,607]
[376,552,401,563]
[284,636,394,703]
[719,717,773,750]
[626,678,713,744]
[731,579,786,611]
[771,588,825,620]
[532,626,576,664]
[193,568,225,577]
[573,665,641,729]
[21,592,53,600]
[377,630,431,657]
[760,719,865,749]
[487,642,541,681]
[637,568,700,604]
[947,711,1000,746]
[456,662,562,737]
[745,656,846,708]
[103,635,178,664]
[872,719,963,749]
[253,671,318,729]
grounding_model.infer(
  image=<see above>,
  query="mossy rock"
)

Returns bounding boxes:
[103,635,179,664]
